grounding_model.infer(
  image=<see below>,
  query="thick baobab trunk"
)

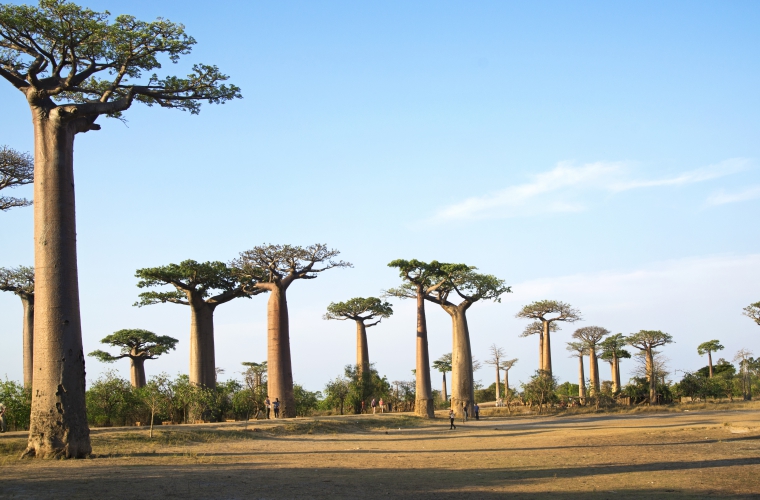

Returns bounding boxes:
[414,291,434,418]
[577,356,586,402]
[503,368,510,407]
[25,111,91,458]
[130,356,147,388]
[494,363,501,402]
[441,372,448,402]
[355,320,370,374]
[21,296,34,388]
[267,286,296,418]
[708,351,713,378]
[542,320,552,376]
[588,345,600,394]
[611,354,620,393]
[539,326,545,372]
[189,300,217,389]
[448,307,475,418]
[615,356,621,392]
[646,348,656,405]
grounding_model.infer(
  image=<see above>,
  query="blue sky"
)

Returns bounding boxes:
[1,1,759,392]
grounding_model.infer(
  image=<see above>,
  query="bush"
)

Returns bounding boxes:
[0,379,31,431]
[86,370,137,427]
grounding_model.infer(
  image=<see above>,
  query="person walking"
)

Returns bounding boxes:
[371,398,377,414]
[0,403,6,433]
[379,398,384,413]
[265,397,271,419]
[273,398,280,418]
[449,409,456,430]
[474,403,480,421]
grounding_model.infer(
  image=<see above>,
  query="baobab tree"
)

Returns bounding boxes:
[0,146,33,211]
[627,330,674,405]
[516,300,581,378]
[0,266,34,386]
[88,329,178,388]
[566,342,588,402]
[599,334,630,392]
[697,340,724,378]
[324,297,393,374]
[519,320,558,374]
[432,353,452,403]
[572,326,610,394]
[232,244,351,418]
[743,302,760,326]
[385,259,450,418]
[500,358,518,409]
[135,260,257,388]
[424,263,510,418]
[0,1,240,458]
[485,344,505,402]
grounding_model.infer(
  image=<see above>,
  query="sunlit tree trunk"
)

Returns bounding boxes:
[646,347,656,404]
[542,320,553,377]
[130,356,147,388]
[267,285,296,418]
[708,351,713,378]
[588,345,600,394]
[441,372,448,402]
[494,363,501,402]
[611,354,620,392]
[21,296,34,388]
[356,320,370,375]
[577,355,586,402]
[539,323,545,372]
[447,306,474,418]
[189,297,217,388]
[415,290,434,417]
[25,109,91,458]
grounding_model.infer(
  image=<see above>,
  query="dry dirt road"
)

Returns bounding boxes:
[1,408,759,499]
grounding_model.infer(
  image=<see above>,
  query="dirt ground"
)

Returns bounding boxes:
[1,407,759,499]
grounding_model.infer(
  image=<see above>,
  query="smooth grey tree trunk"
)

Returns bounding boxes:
[21,296,34,388]
[542,320,552,376]
[356,320,370,374]
[130,357,147,388]
[415,291,434,418]
[189,299,217,389]
[267,286,296,418]
[25,111,91,458]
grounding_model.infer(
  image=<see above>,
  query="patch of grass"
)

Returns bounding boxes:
[267,416,421,435]
[480,400,760,418]
[0,438,27,463]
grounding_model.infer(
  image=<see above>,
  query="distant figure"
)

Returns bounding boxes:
[361,400,366,413]
[462,402,468,424]
[371,398,377,414]
[474,403,480,421]
[379,398,384,413]
[449,409,456,430]
[265,397,271,419]
[387,401,392,413]
[0,403,5,432]
[273,398,280,418]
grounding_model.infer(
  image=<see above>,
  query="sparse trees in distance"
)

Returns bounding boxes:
[743,302,760,326]
[485,344,505,402]
[432,353,452,403]
[627,330,674,405]
[500,358,518,411]
[88,329,178,388]
[135,260,256,389]
[0,266,34,386]
[516,300,581,378]
[324,297,393,374]
[232,244,351,418]
[697,340,725,378]
[599,334,630,392]
[0,146,33,211]
[572,326,610,394]
[1,0,241,458]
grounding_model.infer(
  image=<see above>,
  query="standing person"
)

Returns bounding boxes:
[0,403,5,433]
[371,398,377,414]
[265,397,271,419]
[449,409,456,430]
[379,398,384,413]
[361,400,365,413]
[273,398,280,418]
[462,402,468,424]
[474,403,480,421]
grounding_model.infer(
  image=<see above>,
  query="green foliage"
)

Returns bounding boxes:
[556,381,580,399]
[88,328,178,362]
[86,370,137,427]
[340,364,391,414]
[697,340,724,357]
[0,379,31,431]
[432,353,452,373]
[293,384,321,417]
[743,301,760,325]
[0,265,34,295]
[516,300,582,322]
[599,334,631,361]
[696,359,735,378]
[428,262,511,304]
[324,297,393,322]
[232,244,352,285]
[520,371,559,413]
[0,146,33,211]
[627,330,674,351]
[621,376,674,404]
[322,377,351,415]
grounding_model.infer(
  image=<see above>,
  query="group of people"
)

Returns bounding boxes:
[449,402,480,430]
[264,397,280,419]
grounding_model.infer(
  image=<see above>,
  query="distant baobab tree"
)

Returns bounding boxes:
[697,340,724,378]
[516,300,581,378]
[0,146,33,211]
[520,320,557,374]
[566,342,588,402]
[89,329,178,388]
[627,330,674,405]
[572,326,610,395]
[432,353,452,403]
[485,344,506,402]
[324,297,393,375]
[0,266,34,386]
[599,334,630,392]
[499,358,518,410]
[233,244,351,418]
[743,302,760,326]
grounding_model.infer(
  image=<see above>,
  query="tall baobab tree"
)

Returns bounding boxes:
[88,329,178,388]
[519,320,557,375]
[485,344,505,402]
[697,340,724,378]
[324,297,393,375]
[425,263,510,418]
[572,326,610,395]
[135,260,258,389]
[385,259,449,418]
[516,300,581,378]
[0,146,33,211]
[0,266,34,386]
[627,330,674,405]
[566,342,588,402]
[0,1,240,459]
[742,302,760,326]
[599,334,630,392]
[232,244,351,418]
[500,358,518,409]
[432,353,452,403]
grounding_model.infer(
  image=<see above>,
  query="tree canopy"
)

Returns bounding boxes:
[627,330,674,351]
[0,265,34,297]
[743,302,760,326]
[432,353,452,373]
[566,341,589,358]
[324,297,393,325]
[599,334,631,361]
[0,146,33,211]
[88,329,178,362]
[572,326,610,346]
[0,0,240,125]
[516,300,582,323]
[520,320,558,338]
[423,263,510,310]
[697,340,724,357]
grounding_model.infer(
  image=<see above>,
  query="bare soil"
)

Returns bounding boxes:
[1,405,759,499]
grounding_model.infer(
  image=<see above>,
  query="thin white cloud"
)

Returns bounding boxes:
[707,185,760,206]
[433,158,749,222]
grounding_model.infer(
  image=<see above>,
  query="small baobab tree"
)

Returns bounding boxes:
[520,320,557,374]
[1,0,240,458]
[627,330,674,405]
[566,341,588,402]
[135,260,258,388]
[0,146,33,211]
[599,334,630,392]
[485,344,505,402]
[0,266,34,386]
[324,297,393,375]
[743,302,760,326]
[232,244,351,418]
[697,340,724,378]
[500,358,518,410]
[88,329,178,388]
[424,263,510,418]
[572,326,610,395]
[432,353,452,403]
[516,300,581,378]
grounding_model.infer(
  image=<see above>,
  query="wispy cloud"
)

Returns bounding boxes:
[707,185,760,206]
[432,158,748,222]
